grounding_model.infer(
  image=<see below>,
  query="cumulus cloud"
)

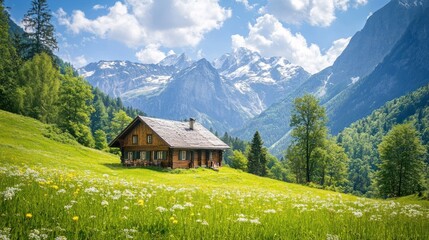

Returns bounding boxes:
[73,55,89,68]
[231,14,350,73]
[93,4,106,10]
[135,44,167,64]
[263,0,368,27]
[236,0,256,10]
[57,0,231,48]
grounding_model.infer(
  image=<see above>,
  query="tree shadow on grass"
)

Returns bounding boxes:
[102,163,170,172]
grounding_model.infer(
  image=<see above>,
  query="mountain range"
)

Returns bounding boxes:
[78,48,310,132]
[79,0,429,156]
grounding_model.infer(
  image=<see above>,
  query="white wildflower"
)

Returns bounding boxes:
[326,233,340,240]
[204,205,211,209]
[250,218,261,224]
[201,220,209,225]
[184,202,194,207]
[101,200,109,207]
[352,211,363,218]
[170,204,185,211]
[123,206,129,210]
[55,236,67,240]
[84,187,99,194]
[64,205,72,210]
[2,187,21,201]
[263,209,276,214]
[156,206,167,213]
[57,189,66,194]
[236,217,248,222]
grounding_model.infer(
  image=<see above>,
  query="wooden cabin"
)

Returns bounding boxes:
[109,116,230,169]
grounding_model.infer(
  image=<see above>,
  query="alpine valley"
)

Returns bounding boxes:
[79,0,429,156]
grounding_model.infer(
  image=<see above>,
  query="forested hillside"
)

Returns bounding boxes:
[0,2,142,150]
[338,83,429,196]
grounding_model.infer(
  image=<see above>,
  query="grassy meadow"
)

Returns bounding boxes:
[0,110,428,239]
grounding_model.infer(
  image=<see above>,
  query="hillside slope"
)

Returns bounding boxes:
[0,110,428,239]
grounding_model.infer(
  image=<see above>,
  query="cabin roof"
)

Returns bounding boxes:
[109,116,230,150]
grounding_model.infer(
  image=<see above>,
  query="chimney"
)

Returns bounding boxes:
[189,118,195,130]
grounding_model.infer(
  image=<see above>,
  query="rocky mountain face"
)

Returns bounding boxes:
[234,0,429,156]
[79,49,309,132]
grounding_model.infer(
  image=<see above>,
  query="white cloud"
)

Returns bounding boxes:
[264,0,368,27]
[73,55,88,68]
[57,0,231,48]
[135,44,167,64]
[236,0,255,10]
[231,14,351,73]
[93,4,106,10]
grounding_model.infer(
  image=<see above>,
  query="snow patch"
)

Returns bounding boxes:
[81,71,95,78]
[351,76,360,84]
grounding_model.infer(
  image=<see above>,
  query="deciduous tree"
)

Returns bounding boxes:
[289,94,327,183]
[377,124,426,197]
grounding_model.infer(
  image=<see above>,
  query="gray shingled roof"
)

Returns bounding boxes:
[139,116,230,150]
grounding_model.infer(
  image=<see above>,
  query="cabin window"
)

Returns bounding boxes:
[155,151,166,160]
[140,151,146,160]
[179,150,192,160]
[133,151,140,160]
[179,150,187,160]
[132,135,138,144]
[147,134,153,144]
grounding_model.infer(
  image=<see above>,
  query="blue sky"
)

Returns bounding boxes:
[6,0,389,73]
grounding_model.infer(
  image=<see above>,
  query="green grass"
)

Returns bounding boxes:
[0,110,428,239]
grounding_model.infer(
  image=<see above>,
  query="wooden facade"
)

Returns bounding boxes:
[109,116,229,169]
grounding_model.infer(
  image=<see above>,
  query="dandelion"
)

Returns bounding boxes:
[173,220,178,224]
[72,216,79,222]
[101,200,109,207]
[26,213,33,219]
[137,199,144,206]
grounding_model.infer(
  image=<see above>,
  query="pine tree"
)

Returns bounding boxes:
[247,131,267,176]
[22,0,58,59]
[57,67,94,147]
[0,1,21,112]
[90,96,108,133]
[289,94,327,183]
[377,124,426,198]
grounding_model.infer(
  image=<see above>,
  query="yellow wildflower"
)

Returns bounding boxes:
[138,199,144,206]
[72,216,79,221]
[173,220,178,224]
[169,216,175,222]
[52,185,59,190]
[26,213,32,219]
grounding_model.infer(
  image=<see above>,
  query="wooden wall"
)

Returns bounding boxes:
[122,122,168,150]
